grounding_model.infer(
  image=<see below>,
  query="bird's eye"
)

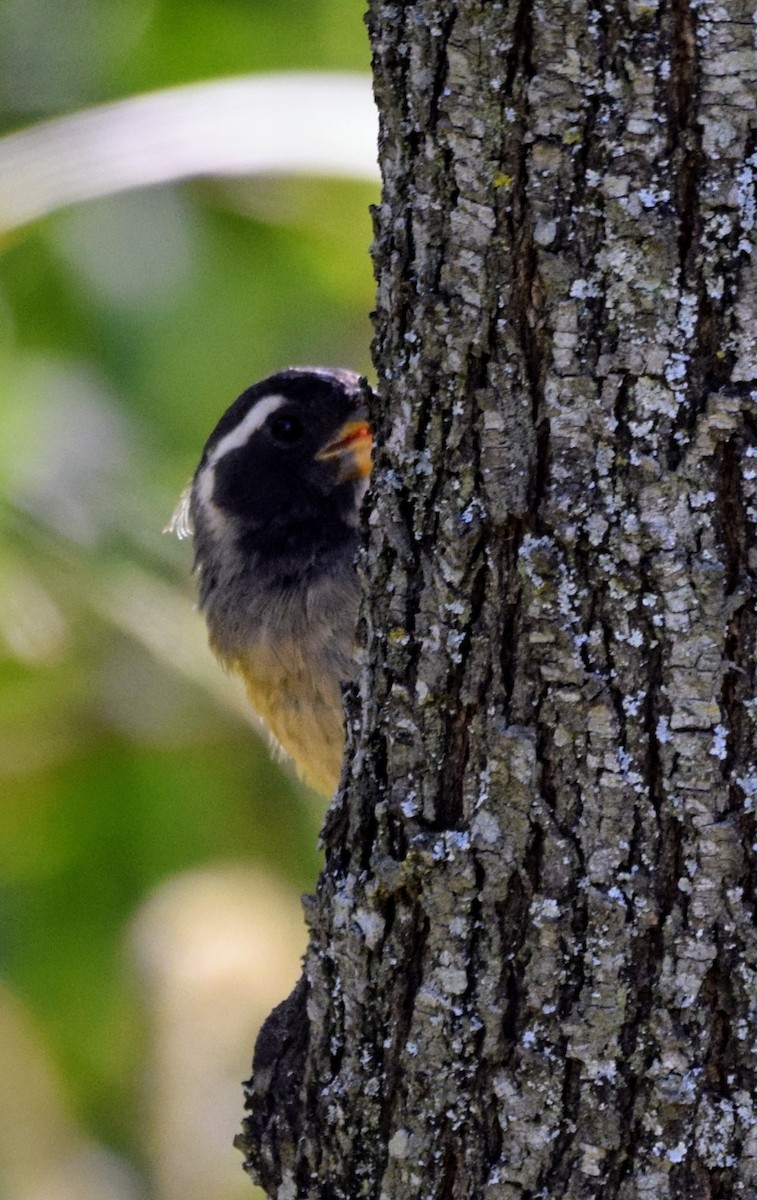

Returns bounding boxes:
[268,411,305,445]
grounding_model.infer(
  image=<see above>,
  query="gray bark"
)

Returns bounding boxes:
[237,1,757,1196]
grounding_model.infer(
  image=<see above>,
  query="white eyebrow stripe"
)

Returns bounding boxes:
[207,392,287,467]
[195,460,220,522]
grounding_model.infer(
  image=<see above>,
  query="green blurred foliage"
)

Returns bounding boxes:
[0,1,376,1195]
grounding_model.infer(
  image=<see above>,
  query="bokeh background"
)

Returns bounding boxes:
[0,3,376,1198]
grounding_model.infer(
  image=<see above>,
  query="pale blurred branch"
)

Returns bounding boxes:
[0,73,378,234]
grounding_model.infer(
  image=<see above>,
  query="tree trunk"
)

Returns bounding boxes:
[237,1,757,1196]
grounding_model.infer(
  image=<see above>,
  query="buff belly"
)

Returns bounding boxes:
[230,641,345,796]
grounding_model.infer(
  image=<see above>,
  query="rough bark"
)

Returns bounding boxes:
[238,1,757,1196]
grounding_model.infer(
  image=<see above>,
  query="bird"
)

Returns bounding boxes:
[170,367,372,795]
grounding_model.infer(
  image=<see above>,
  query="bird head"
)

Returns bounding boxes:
[170,366,373,601]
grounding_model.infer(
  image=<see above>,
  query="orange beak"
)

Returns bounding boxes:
[316,418,373,480]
